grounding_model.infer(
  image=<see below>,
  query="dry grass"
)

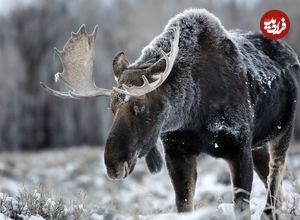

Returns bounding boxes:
[0,186,90,220]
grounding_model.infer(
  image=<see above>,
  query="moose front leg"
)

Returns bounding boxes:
[165,151,197,212]
[227,147,253,219]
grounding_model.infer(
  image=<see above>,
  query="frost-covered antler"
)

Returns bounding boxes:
[40,24,112,98]
[113,23,180,97]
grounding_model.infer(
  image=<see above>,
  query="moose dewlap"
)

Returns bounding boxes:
[41,8,300,220]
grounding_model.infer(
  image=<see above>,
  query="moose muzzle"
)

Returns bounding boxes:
[104,114,138,179]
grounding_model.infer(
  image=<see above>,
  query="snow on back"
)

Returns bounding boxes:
[130,8,228,68]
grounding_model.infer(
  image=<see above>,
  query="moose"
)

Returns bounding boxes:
[41,9,299,220]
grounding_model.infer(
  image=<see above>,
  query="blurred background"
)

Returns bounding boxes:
[0,0,300,151]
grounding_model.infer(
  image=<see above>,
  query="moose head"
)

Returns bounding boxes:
[40,24,179,179]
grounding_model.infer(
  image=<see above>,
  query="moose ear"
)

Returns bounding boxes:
[112,51,129,80]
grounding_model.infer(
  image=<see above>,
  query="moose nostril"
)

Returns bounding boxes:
[106,137,113,147]
[105,162,126,179]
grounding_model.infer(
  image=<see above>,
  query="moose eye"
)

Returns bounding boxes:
[133,104,146,116]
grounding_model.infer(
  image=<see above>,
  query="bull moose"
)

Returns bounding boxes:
[41,9,299,220]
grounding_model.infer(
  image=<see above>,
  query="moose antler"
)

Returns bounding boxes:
[40,24,112,98]
[113,23,180,97]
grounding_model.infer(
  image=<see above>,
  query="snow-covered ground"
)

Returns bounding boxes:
[0,146,299,219]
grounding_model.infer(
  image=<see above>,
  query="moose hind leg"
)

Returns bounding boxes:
[252,146,270,188]
[265,128,292,220]
[227,147,253,219]
[165,151,197,212]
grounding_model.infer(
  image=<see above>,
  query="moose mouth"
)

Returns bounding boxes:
[105,141,153,180]
[123,158,136,178]
[106,156,137,180]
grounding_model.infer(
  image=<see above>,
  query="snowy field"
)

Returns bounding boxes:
[0,146,299,219]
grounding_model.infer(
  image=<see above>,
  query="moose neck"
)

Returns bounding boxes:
[160,70,200,133]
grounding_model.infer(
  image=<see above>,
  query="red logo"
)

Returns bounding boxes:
[260,9,290,40]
